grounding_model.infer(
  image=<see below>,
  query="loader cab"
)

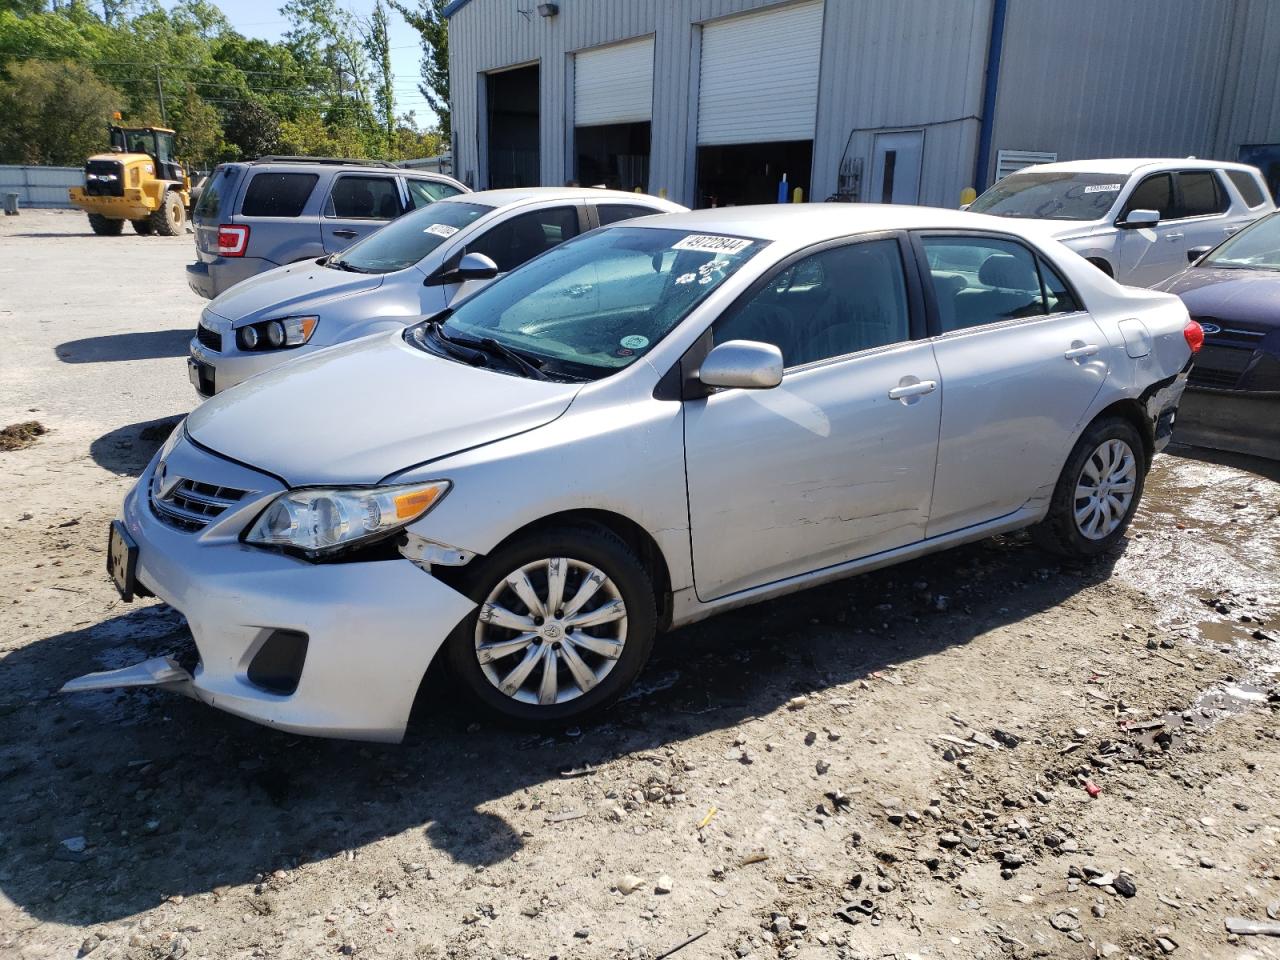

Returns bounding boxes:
[110,126,184,182]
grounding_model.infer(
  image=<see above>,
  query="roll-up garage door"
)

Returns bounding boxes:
[574,37,655,127]
[697,1,823,146]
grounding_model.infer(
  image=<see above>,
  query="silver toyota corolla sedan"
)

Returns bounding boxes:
[188,187,686,396]
[68,205,1200,740]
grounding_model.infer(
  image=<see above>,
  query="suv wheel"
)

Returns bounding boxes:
[1033,416,1146,557]
[443,526,657,724]
[149,191,184,237]
[87,214,123,236]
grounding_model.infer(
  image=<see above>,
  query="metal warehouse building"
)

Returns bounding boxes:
[443,0,1280,209]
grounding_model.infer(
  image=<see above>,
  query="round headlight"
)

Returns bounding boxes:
[265,320,286,348]
[238,325,260,350]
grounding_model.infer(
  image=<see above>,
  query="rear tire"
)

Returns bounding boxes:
[443,525,657,725]
[87,214,123,236]
[149,191,184,237]
[131,219,154,236]
[1032,416,1146,557]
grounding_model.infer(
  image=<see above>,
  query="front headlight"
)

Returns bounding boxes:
[244,481,449,557]
[236,316,319,351]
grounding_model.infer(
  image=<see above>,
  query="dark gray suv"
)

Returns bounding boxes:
[187,157,468,299]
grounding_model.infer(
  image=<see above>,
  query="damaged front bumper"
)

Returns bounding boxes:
[62,436,476,742]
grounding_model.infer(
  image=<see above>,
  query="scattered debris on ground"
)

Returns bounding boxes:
[0,420,47,451]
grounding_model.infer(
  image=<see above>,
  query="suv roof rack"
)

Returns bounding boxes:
[251,155,401,169]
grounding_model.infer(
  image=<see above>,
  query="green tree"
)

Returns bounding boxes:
[173,83,224,167]
[0,59,123,164]
[389,0,448,136]
[223,98,280,158]
[363,0,394,148]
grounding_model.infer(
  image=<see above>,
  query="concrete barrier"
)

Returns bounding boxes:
[0,165,82,209]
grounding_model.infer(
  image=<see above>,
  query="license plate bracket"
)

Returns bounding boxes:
[107,519,139,602]
[187,357,214,396]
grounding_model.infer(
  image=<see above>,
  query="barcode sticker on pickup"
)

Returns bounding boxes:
[424,223,459,238]
[1083,184,1122,194]
[672,234,753,254]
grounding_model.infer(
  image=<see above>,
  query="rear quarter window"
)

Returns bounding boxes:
[1227,169,1267,208]
[240,172,319,218]
[194,173,224,217]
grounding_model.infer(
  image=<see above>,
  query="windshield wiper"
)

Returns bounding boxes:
[327,259,371,273]
[424,319,486,366]
[473,337,551,381]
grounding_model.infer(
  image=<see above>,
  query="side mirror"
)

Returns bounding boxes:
[1118,208,1159,229]
[1187,245,1212,264]
[698,340,783,390]
[425,251,499,286]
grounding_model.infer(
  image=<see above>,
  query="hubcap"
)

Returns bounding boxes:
[474,557,628,706]
[1073,438,1137,540]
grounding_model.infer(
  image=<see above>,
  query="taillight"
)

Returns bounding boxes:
[217,224,249,257]
[1183,319,1204,354]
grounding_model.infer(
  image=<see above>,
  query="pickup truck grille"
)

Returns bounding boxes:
[150,471,247,532]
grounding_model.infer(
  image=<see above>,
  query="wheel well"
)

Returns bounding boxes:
[1090,399,1154,465]
[497,509,675,630]
[1085,257,1114,278]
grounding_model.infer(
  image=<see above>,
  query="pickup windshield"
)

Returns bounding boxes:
[330,200,493,274]
[413,226,767,380]
[969,171,1130,221]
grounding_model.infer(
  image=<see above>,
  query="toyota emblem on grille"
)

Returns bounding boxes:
[1199,322,1221,335]
[154,462,181,499]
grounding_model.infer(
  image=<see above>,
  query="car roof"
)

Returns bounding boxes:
[617,203,1040,244]
[441,186,682,207]
[242,157,463,183]
[1013,158,1262,176]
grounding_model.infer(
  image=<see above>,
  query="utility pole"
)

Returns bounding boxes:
[155,65,168,126]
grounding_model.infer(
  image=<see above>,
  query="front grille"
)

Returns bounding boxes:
[1188,342,1252,390]
[196,324,221,352]
[85,160,124,197]
[150,471,247,532]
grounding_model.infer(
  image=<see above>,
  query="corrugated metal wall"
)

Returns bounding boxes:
[0,166,81,208]
[990,0,1236,174]
[449,0,1280,207]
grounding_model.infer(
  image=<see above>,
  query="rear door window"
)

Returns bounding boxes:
[327,175,404,220]
[1174,171,1228,218]
[596,203,662,226]
[1227,169,1267,208]
[921,235,1047,333]
[1123,173,1174,219]
[240,172,318,217]
[406,179,465,208]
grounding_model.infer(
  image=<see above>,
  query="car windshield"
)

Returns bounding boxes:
[968,171,1130,221]
[1203,213,1280,269]
[415,226,768,380]
[329,200,494,274]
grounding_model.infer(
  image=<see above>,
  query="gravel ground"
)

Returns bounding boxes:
[2,209,1279,960]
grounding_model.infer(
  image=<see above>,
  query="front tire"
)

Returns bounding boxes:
[1032,416,1146,557]
[131,218,155,235]
[443,526,657,724]
[149,191,184,236]
[87,214,123,236]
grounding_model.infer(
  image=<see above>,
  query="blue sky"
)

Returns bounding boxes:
[202,0,438,127]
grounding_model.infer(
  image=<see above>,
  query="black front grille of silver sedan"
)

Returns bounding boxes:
[150,475,247,532]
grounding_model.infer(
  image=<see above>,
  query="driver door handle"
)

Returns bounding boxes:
[887,379,937,400]
[332,229,358,239]
[1165,232,1184,240]
[1064,343,1101,360]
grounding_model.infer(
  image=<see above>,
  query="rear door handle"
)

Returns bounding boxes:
[887,379,937,400]
[1224,225,1242,235]
[1064,343,1101,360]
[332,229,358,239]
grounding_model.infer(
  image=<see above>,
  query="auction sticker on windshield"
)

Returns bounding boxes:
[672,234,753,254]
[620,335,649,350]
[424,223,459,238]
[1083,184,1122,193]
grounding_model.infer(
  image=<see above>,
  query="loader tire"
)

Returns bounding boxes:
[150,191,184,237]
[88,214,123,236]
[131,219,155,235]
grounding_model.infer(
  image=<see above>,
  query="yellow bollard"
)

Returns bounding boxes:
[959,186,977,207]
[658,187,667,199]
[792,186,804,204]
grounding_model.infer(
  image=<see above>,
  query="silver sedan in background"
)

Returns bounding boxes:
[73,204,1199,740]
[188,187,686,396]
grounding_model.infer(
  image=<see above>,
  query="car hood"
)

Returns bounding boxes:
[206,261,386,326]
[185,332,582,485]
[1000,219,1108,244]
[1155,267,1280,327]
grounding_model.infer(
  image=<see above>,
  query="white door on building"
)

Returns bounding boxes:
[870,131,924,204]
[574,37,654,128]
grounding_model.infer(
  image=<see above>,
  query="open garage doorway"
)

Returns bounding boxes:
[695,140,813,208]
[486,64,539,188]
[576,122,650,191]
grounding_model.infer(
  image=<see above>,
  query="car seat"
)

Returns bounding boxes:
[952,253,1042,328]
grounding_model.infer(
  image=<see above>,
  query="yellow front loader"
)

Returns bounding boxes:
[68,124,190,236]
